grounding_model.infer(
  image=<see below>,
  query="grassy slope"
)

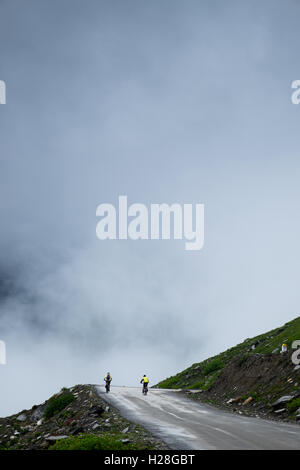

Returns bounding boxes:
[156,316,300,390]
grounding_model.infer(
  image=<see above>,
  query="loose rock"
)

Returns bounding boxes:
[45,435,68,442]
[272,396,293,408]
[16,414,27,422]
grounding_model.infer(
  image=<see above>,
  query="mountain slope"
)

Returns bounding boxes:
[156,317,300,422]
[0,385,167,450]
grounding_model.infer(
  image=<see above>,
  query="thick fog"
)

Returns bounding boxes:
[1,0,300,416]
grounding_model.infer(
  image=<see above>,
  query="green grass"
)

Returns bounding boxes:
[189,381,203,390]
[202,358,224,375]
[286,398,300,414]
[44,392,75,419]
[49,434,148,450]
[240,390,267,403]
[155,316,300,391]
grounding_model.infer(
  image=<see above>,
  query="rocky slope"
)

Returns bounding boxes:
[156,316,300,423]
[0,385,167,450]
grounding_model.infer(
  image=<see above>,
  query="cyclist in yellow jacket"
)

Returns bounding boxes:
[140,375,149,394]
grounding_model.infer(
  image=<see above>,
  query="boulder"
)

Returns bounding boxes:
[88,405,104,417]
[31,406,45,422]
[227,396,242,404]
[242,397,253,406]
[45,435,68,442]
[16,413,27,422]
[23,425,34,432]
[232,396,243,403]
[272,396,293,408]
[71,426,84,436]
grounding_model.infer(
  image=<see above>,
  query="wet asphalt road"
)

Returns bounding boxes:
[96,385,300,450]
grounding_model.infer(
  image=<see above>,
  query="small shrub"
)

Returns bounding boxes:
[157,375,180,389]
[190,381,203,390]
[202,358,224,376]
[49,434,144,450]
[286,398,300,414]
[241,391,260,402]
[44,392,75,419]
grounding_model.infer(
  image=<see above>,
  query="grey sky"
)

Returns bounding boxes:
[0,0,300,416]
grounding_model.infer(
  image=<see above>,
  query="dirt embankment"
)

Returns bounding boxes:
[189,352,300,423]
